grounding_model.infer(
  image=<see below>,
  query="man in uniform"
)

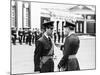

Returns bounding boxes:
[32,28,35,44]
[23,29,26,43]
[34,21,54,73]
[58,21,80,71]
[28,29,32,46]
[11,28,17,45]
[25,29,29,44]
[18,28,23,45]
[34,28,38,44]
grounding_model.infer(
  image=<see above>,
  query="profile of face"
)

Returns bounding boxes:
[64,27,69,36]
[46,27,53,36]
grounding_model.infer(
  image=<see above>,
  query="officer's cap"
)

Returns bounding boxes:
[42,21,54,28]
[64,21,76,27]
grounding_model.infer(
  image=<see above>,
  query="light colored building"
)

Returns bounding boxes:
[69,5,96,35]
[11,0,96,35]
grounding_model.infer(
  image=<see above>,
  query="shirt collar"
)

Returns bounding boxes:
[44,32,49,39]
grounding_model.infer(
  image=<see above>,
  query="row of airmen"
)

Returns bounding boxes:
[11,28,42,46]
[11,28,65,45]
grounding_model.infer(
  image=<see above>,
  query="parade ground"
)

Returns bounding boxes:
[11,35,96,74]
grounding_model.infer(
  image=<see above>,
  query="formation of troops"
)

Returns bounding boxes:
[11,20,80,73]
[11,27,65,45]
[11,28,43,45]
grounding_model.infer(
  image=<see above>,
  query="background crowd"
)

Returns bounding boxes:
[11,28,65,45]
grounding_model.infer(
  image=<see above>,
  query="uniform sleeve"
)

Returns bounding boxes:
[58,37,71,69]
[34,40,43,72]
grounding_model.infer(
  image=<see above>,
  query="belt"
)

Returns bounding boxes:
[40,55,53,68]
[68,55,76,59]
[41,56,53,63]
[42,56,53,59]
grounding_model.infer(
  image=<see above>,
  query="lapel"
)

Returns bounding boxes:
[42,35,54,55]
[43,35,50,45]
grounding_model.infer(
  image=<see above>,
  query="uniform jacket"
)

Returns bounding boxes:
[34,34,53,72]
[58,34,80,69]
[18,30,23,36]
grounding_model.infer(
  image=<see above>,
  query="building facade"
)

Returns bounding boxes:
[11,0,96,35]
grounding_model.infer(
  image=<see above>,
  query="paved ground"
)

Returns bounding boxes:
[11,36,96,74]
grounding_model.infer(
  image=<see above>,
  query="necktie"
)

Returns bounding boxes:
[48,37,52,46]
[48,37,54,56]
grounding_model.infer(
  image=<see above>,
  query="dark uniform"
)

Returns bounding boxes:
[18,29,23,45]
[25,31,29,44]
[28,30,32,46]
[38,32,43,39]
[58,21,80,71]
[11,28,17,45]
[34,21,54,73]
[32,31,35,44]
[23,30,25,43]
[34,31,38,44]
